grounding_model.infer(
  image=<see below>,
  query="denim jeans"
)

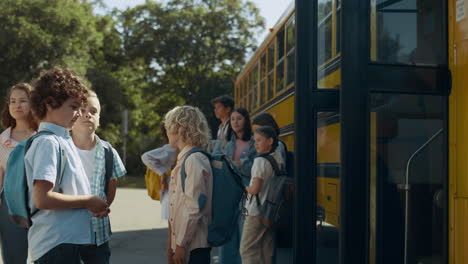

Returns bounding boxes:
[80,242,111,264]
[0,194,28,264]
[34,244,81,264]
[218,214,243,264]
[189,248,211,264]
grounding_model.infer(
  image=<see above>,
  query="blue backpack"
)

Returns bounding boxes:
[180,148,245,247]
[3,131,66,228]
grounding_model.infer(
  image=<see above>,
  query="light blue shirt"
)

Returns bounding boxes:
[25,122,92,261]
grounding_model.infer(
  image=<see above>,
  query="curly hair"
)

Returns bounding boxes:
[1,83,38,130]
[164,106,211,148]
[31,67,89,120]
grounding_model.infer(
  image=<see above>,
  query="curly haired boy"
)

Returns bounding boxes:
[26,67,109,263]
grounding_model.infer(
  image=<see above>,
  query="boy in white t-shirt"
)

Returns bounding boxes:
[71,90,126,263]
[240,126,282,264]
[26,67,109,263]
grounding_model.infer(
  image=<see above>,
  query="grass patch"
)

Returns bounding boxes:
[117,175,146,189]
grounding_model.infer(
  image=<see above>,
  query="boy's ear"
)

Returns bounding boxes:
[267,137,274,145]
[45,96,57,111]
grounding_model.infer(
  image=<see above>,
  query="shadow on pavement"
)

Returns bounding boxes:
[110,228,168,264]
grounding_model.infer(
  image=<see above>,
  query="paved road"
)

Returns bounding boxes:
[1,188,295,264]
[0,188,168,264]
[110,188,168,264]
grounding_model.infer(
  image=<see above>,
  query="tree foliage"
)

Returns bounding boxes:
[0,0,264,174]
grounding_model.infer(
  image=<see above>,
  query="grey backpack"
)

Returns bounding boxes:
[254,154,294,227]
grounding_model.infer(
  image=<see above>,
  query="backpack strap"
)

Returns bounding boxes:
[55,143,66,193]
[100,141,114,195]
[28,131,67,216]
[257,154,282,176]
[180,147,210,193]
[29,131,67,192]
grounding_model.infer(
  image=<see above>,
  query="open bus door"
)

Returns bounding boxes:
[295,0,449,263]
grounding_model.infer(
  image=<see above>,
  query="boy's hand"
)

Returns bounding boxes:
[86,195,108,214]
[93,208,111,218]
[167,247,174,264]
[173,245,185,264]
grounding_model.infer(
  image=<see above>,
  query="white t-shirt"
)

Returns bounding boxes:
[245,152,283,216]
[76,147,96,184]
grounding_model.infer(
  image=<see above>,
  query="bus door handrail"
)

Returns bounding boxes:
[401,128,443,264]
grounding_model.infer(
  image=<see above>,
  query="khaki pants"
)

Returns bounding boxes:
[239,216,273,264]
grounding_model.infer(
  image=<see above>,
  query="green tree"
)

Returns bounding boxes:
[117,0,264,174]
[0,0,265,175]
[0,0,103,94]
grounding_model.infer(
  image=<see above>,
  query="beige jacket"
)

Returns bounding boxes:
[169,146,213,256]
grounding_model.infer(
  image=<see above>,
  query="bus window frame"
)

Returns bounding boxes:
[276,27,287,94]
[318,9,334,67]
[260,53,267,107]
[335,2,341,56]
[268,40,276,102]
[286,14,296,90]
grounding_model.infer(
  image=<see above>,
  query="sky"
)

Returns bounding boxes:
[99,0,293,44]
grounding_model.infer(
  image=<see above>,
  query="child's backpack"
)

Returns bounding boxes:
[145,167,162,200]
[278,141,295,247]
[3,131,66,228]
[144,167,171,201]
[280,140,295,178]
[100,140,115,196]
[254,154,294,227]
[180,148,245,247]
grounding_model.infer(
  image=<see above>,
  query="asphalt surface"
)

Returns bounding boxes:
[109,188,169,264]
[0,188,169,264]
[1,188,299,264]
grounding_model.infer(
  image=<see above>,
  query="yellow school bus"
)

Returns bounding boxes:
[235,0,468,263]
[234,2,342,227]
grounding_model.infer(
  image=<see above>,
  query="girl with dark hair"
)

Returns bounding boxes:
[225,108,256,175]
[0,83,37,264]
[220,108,256,264]
[240,126,282,264]
[252,113,280,136]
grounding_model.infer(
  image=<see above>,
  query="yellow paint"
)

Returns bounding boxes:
[317,177,340,227]
[454,198,468,264]
[261,95,295,129]
[317,123,341,163]
[318,68,342,89]
[449,0,468,262]
[370,0,377,61]
[280,134,295,152]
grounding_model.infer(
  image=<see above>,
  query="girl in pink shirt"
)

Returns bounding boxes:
[220,107,256,264]
[0,83,37,264]
[224,108,255,179]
